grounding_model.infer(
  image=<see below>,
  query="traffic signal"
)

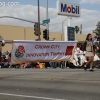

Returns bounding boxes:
[34,22,38,36]
[43,29,47,40]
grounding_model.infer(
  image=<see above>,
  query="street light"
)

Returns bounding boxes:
[38,0,41,41]
[62,18,67,34]
[0,16,46,40]
[46,0,49,40]
[0,16,46,26]
[62,17,67,41]
[62,17,72,41]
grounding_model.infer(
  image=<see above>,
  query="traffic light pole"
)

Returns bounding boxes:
[38,0,41,41]
[46,0,49,40]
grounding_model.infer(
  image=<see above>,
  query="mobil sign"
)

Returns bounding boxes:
[57,0,80,17]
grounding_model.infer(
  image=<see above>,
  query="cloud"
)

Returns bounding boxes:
[81,0,100,4]
[0,5,99,34]
[71,9,100,33]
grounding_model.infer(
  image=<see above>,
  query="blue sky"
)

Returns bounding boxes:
[1,0,100,11]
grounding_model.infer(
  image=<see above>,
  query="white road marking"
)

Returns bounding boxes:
[0,92,66,100]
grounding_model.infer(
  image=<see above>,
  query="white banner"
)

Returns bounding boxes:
[11,40,77,64]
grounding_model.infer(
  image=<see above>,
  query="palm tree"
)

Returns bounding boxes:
[75,26,79,34]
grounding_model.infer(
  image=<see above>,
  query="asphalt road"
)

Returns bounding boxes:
[0,68,100,100]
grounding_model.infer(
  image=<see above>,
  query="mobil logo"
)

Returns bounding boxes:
[61,3,80,14]
[57,1,80,17]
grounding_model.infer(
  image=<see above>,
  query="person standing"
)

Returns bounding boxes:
[92,36,97,45]
[0,35,5,61]
[84,34,94,71]
[97,34,100,41]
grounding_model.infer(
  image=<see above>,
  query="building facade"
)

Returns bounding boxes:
[0,24,96,52]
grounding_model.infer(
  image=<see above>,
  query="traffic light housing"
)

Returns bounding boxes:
[43,29,48,40]
[34,22,38,36]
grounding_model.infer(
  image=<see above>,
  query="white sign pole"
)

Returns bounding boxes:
[64,17,72,41]
[68,16,71,26]
[64,26,68,41]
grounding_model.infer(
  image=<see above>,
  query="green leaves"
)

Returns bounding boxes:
[93,21,100,35]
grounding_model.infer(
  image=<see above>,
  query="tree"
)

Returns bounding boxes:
[93,21,100,35]
[75,26,79,34]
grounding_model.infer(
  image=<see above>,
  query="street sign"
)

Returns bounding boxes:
[67,27,75,41]
[42,19,50,24]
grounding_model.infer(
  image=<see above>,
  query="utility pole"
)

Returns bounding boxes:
[46,0,49,40]
[38,0,41,40]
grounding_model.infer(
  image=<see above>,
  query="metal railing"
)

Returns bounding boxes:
[0,40,13,43]
[5,40,13,43]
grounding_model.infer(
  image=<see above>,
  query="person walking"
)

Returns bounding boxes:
[84,34,94,71]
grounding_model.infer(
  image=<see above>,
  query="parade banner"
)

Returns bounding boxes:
[11,40,77,64]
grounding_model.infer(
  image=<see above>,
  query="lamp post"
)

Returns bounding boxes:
[0,16,45,26]
[62,17,72,41]
[46,0,49,40]
[62,18,67,34]
[38,0,41,40]
[62,18,67,41]
[0,16,46,40]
